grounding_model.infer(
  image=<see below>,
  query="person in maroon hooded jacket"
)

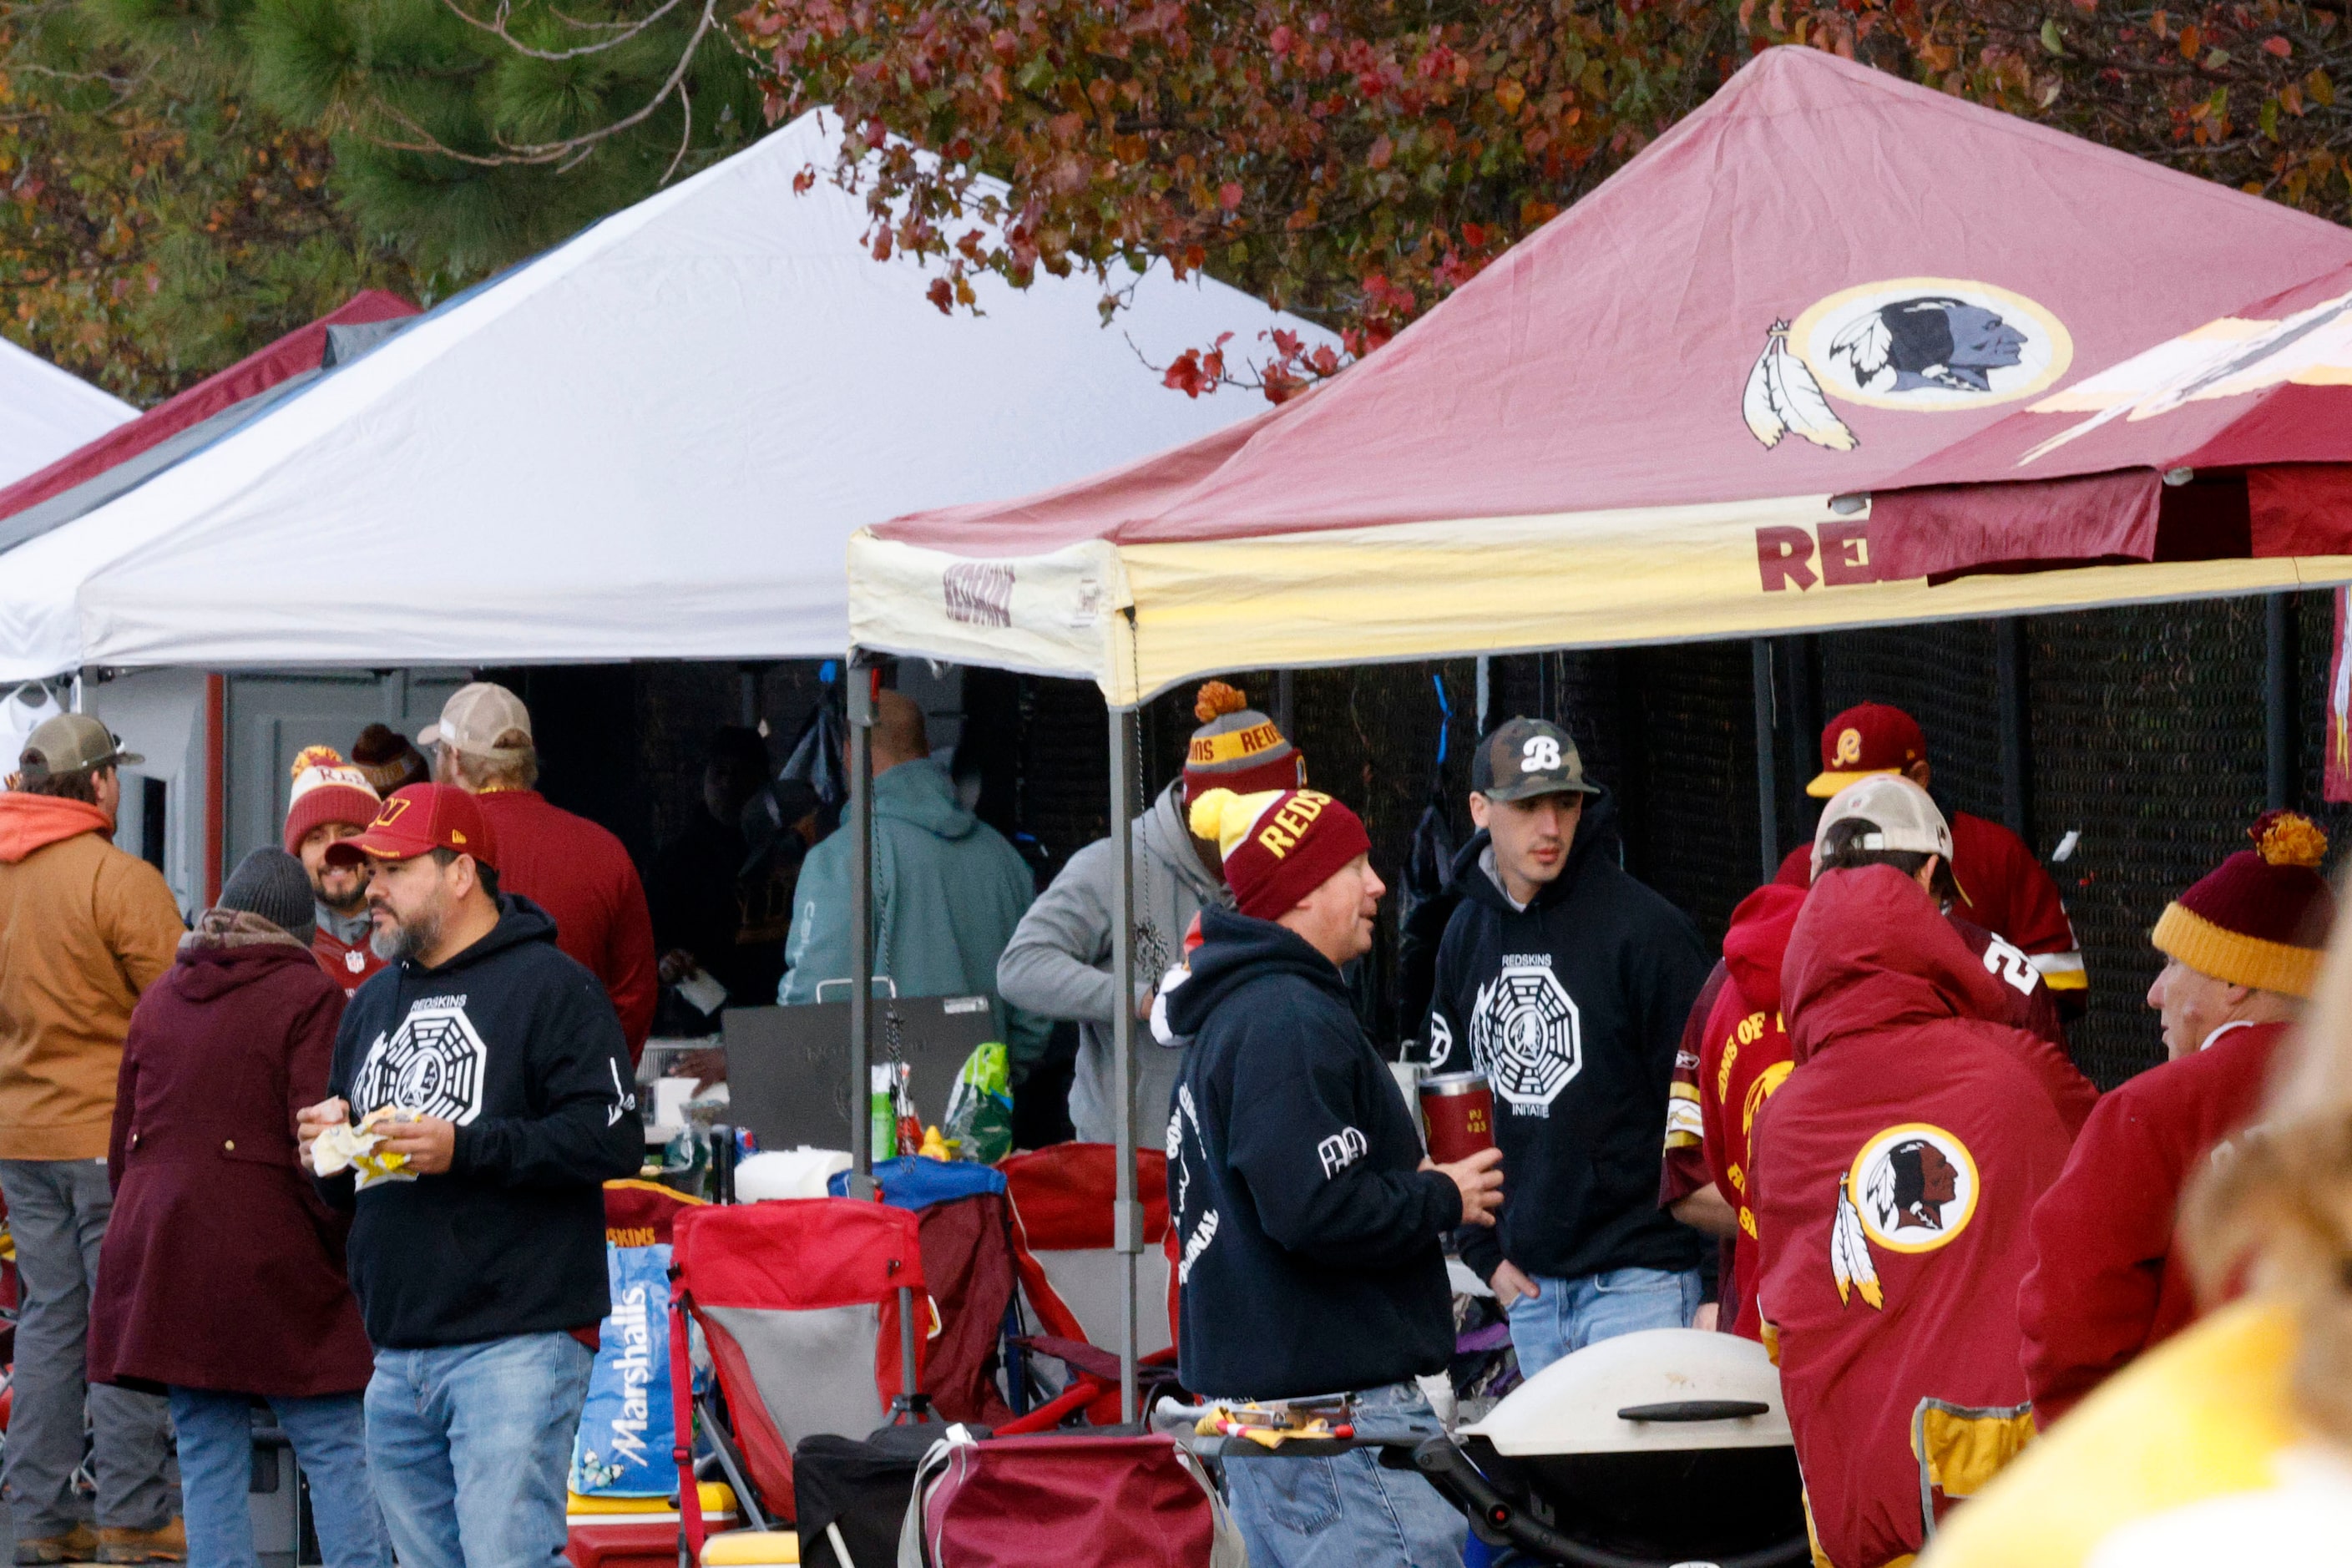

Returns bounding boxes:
[1749,778,2077,1568]
[1663,778,2088,1342]
[2018,811,2333,1429]
[89,850,389,1568]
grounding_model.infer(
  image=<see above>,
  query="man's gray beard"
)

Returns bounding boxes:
[369,907,441,964]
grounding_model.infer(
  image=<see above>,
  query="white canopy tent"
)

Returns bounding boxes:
[0,338,134,492]
[0,110,1332,680]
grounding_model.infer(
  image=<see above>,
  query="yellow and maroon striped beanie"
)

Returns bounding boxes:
[1183,681,1302,806]
[2152,811,2334,999]
[1188,787,1370,922]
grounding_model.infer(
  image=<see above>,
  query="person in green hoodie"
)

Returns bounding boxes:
[778,690,1047,1071]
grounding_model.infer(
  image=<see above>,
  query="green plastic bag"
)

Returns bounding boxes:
[942,1040,1014,1165]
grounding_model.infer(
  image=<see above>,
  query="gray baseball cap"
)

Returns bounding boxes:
[419,681,533,758]
[1809,773,1952,881]
[1470,717,1601,803]
[18,714,141,780]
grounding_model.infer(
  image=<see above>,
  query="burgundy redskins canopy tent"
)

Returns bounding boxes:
[848,45,2352,706]
[1872,260,2352,576]
[834,44,2352,1416]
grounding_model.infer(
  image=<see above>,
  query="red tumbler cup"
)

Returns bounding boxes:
[1419,1072,1495,1164]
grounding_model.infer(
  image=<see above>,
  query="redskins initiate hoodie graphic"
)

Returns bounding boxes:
[320,893,641,1349]
[1751,867,2076,1568]
[1426,792,1710,1287]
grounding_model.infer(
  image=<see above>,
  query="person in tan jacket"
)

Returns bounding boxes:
[0,714,187,1565]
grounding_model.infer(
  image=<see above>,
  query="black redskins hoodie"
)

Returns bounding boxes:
[318,894,642,1349]
[1427,790,1710,1286]
[1165,909,1462,1399]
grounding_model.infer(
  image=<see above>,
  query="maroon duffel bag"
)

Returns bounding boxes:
[897,1429,1243,1567]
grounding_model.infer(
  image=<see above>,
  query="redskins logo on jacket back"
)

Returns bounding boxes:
[1829,1122,1980,1311]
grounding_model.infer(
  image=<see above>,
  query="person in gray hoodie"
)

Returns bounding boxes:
[998,682,1303,1143]
[781,690,1050,1070]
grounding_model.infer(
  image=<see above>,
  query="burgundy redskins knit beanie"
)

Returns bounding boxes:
[1182,681,1303,806]
[2152,810,2334,999]
[283,746,382,856]
[1188,787,1372,922]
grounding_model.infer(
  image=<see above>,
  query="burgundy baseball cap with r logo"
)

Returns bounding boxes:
[323,784,498,869]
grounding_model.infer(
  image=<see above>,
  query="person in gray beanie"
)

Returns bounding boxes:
[89,848,388,1568]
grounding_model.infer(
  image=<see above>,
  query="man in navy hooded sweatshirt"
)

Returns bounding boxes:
[1166,785,1503,1568]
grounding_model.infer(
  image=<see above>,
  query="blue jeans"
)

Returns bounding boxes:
[1220,1382,1466,1568]
[363,1333,594,1568]
[1505,1266,1702,1378]
[170,1388,391,1568]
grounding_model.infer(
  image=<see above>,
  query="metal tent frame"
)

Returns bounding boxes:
[839,657,1149,1419]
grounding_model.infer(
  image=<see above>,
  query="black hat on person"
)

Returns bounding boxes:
[218,847,318,948]
[1470,717,1602,802]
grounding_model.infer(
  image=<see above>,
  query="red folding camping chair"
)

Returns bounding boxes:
[668,1197,929,1565]
[826,1156,1021,1427]
[997,1144,1176,1433]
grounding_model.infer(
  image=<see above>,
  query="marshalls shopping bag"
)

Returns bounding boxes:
[570,1242,677,1497]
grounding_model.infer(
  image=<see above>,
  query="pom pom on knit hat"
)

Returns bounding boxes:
[1190,786,1372,922]
[2152,811,2334,999]
[1182,681,1302,805]
[1195,680,1247,724]
[283,746,382,856]
[2253,808,2328,870]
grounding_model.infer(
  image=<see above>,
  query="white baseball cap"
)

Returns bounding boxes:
[1810,773,1952,882]
[418,682,533,758]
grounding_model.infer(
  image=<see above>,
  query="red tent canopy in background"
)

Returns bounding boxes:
[851,48,2352,704]
[0,291,416,531]
[1874,264,2352,577]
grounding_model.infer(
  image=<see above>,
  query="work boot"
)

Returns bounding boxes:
[94,1521,184,1565]
[13,1524,98,1565]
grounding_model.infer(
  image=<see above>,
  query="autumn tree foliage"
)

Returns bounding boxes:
[741,0,1750,391]
[0,0,412,401]
[1762,0,2352,223]
[743,0,2352,398]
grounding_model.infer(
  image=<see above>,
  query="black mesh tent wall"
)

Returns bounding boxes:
[988,589,2342,1094]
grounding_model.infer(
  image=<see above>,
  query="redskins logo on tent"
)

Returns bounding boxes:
[1828,1121,1981,1310]
[1744,279,2072,452]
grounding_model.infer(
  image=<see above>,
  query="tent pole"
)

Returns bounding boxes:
[2266,594,2298,812]
[1108,702,1141,1424]
[1752,640,1778,885]
[1995,620,2032,843]
[847,655,878,1201]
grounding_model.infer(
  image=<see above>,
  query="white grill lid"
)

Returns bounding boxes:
[1465,1328,1793,1455]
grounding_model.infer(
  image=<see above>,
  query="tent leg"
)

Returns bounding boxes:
[1751,640,1778,886]
[1995,620,2033,843]
[1108,703,1141,1425]
[2267,594,2299,812]
[847,655,878,1201]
